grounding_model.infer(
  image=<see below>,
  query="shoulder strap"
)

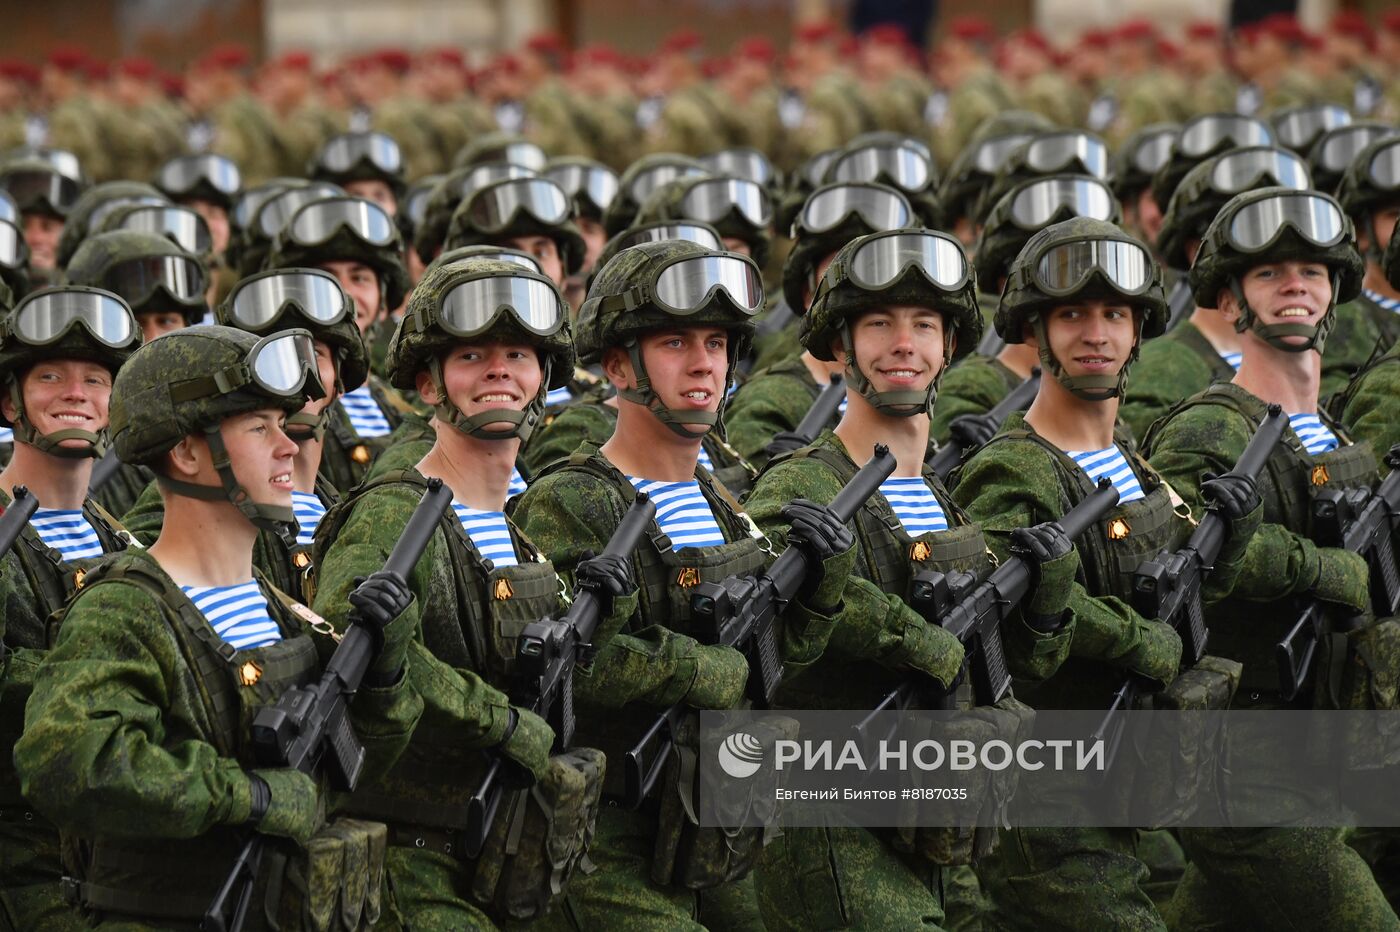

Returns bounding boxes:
[84,499,137,552]
[980,427,1097,501]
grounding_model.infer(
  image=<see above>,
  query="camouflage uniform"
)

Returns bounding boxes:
[1329,342,1400,459]
[723,353,827,469]
[1118,322,1236,441]
[930,354,1021,445]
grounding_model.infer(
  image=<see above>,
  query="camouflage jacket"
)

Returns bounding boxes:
[724,353,824,469]
[1323,298,1389,401]
[930,354,1021,445]
[320,375,415,495]
[1330,342,1400,462]
[1118,321,1236,442]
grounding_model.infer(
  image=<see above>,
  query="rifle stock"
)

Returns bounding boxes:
[624,444,898,808]
[204,478,453,932]
[461,494,657,858]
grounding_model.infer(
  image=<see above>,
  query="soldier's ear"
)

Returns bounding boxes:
[601,346,633,387]
[1021,321,1038,347]
[414,367,441,404]
[166,433,206,479]
[1217,288,1240,323]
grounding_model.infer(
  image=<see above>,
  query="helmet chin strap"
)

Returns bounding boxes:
[615,339,736,440]
[6,375,105,459]
[1228,275,1337,355]
[426,356,550,443]
[838,323,947,418]
[156,425,298,544]
[1028,313,1143,402]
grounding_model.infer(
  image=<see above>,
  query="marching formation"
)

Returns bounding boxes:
[0,12,1399,932]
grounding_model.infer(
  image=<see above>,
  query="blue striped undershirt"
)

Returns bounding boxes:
[1288,413,1339,454]
[628,477,726,550]
[1363,288,1400,315]
[1066,445,1145,504]
[30,508,104,560]
[545,386,573,406]
[181,580,282,650]
[339,385,392,438]
[290,490,326,547]
[507,466,528,499]
[1220,351,1243,371]
[452,503,519,566]
[879,476,949,535]
[696,446,714,473]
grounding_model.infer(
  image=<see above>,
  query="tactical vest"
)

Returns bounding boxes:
[768,436,994,711]
[6,496,133,627]
[56,555,320,928]
[272,474,339,607]
[320,377,413,493]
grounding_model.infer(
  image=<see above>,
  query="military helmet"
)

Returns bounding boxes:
[1157,146,1312,271]
[1307,122,1398,195]
[387,257,574,442]
[1149,112,1273,217]
[424,244,545,279]
[633,174,773,267]
[1384,216,1400,291]
[412,162,539,264]
[0,218,30,300]
[444,176,586,276]
[0,157,85,220]
[310,131,407,197]
[1271,103,1351,156]
[94,202,214,258]
[56,182,171,270]
[824,135,942,227]
[451,133,548,172]
[585,220,724,292]
[0,286,141,455]
[602,153,711,236]
[775,147,844,237]
[1110,123,1179,202]
[154,153,242,211]
[237,181,345,278]
[65,230,208,324]
[974,130,1111,225]
[544,157,620,222]
[997,218,1166,400]
[782,182,915,314]
[110,324,320,539]
[217,267,369,395]
[224,177,313,275]
[265,195,410,309]
[939,110,1055,227]
[1189,188,1362,353]
[1335,136,1400,260]
[974,174,1121,294]
[804,229,981,416]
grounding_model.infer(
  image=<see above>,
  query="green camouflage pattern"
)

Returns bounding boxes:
[65,229,209,322]
[444,178,587,275]
[633,174,773,268]
[411,166,482,264]
[54,181,168,271]
[929,354,1020,445]
[1336,137,1400,222]
[780,183,913,316]
[452,132,542,171]
[1330,342,1400,459]
[937,110,1052,225]
[1324,297,1392,399]
[265,201,411,310]
[309,131,406,196]
[1118,321,1236,442]
[723,353,822,468]
[1110,124,1180,204]
[318,374,412,495]
[1346,291,1400,356]
[89,459,158,521]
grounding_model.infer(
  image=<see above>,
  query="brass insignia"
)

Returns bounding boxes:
[292,551,311,569]
[351,444,371,464]
[72,568,86,590]
[494,577,514,600]
[239,660,263,687]
[1107,517,1132,541]
[1311,465,1330,486]
[910,541,933,562]
[677,567,701,588]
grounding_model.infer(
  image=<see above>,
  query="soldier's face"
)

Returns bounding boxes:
[7,359,111,450]
[1037,301,1138,380]
[344,180,398,218]
[1132,189,1165,247]
[1225,260,1332,348]
[722,237,752,257]
[22,213,63,271]
[187,198,231,255]
[845,305,947,393]
[320,261,383,333]
[577,217,608,272]
[421,340,543,433]
[610,327,729,434]
[505,235,565,287]
[1361,206,1400,256]
[137,310,189,342]
[219,408,299,510]
[298,340,340,421]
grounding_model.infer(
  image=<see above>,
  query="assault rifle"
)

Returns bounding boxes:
[928,370,1042,482]
[1163,277,1194,334]
[461,493,657,858]
[1276,443,1400,701]
[1091,404,1287,765]
[0,486,39,559]
[624,444,899,808]
[764,375,845,459]
[204,478,453,932]
[855,477,1120,746]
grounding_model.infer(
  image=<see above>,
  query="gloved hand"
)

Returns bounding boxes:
[782,498,856,614]
[1008,521,1079,624]
[1118,619,1182,691]
[1201,472,1261,523]
[249,768,325,846]
[683,643,748,710]
[893,612,966,691]
[349,570,414,679]
[497,706,556,788]
[574,550,636,616]
[764,430,811,459]
[1310,547,1371,617]
[948,412,1000,451]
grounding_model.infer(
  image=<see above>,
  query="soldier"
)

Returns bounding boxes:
[1329,231,1400,457]
[232,179,344,279]
[52,180,169,274]
[952,218,1261,931]
[265,195,415,493]
[155,152,243,259]
[972,130,1112,230]
[444,175,585,290]
[824,134,942,227]
[512,238,855,930]
[311,257,621,927]
[745,229,1076,930]
[1142,188,1400,929]
[601,152,710,236]
[1307,121,1397,195]
[1272,102,1353,156]
[545,156,620,308]
[0,287,141,930]
[310,130,406,218]
[725,182,914,468]
[13,324,421,929]
[633,173,773,266]
[937,111,1053,250]
[1119,145,1312,439]
[1147,112,1273,230]
[1110,124,1178,248]
[1335,136,1400,352]
[0,157,82,285]
[410,161,538,269]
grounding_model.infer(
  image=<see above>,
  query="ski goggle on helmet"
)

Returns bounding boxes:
[1007,177,1116,229]
[593,251,765,318]
[795,183,913,236]
[284,197,396,247]
[1222,192,1347,253]
[225,268,353,331]
[156,153,242,198]
[6,287,137,349]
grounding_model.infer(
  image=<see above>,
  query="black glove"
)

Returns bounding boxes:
[574,550,635,614]
[764,430,810,459]
[781,498,856,612]
[948,412,999,451]
[1008,521,1078,625]
[349,570,413,635]
[1200,472,1261,522]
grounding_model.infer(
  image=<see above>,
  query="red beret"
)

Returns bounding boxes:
[1080,28,1112,50]
[795,20,838,44]
[863,24,910,48]
[46,46,89,74]
[1186,21,1222,42]
[116,57,157,80]
[662,29,704,54]
[0,60,37,86]
[274,50,314,72]
[525,32,567,55]
[198,43,250,72]
[1116,19,1157,42]
[1385,11,1400,34]
[948,17,996,44]
[734,37,775,64]
[377,49,411,75]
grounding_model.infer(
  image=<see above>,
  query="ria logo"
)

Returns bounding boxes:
[717,732,764,778]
